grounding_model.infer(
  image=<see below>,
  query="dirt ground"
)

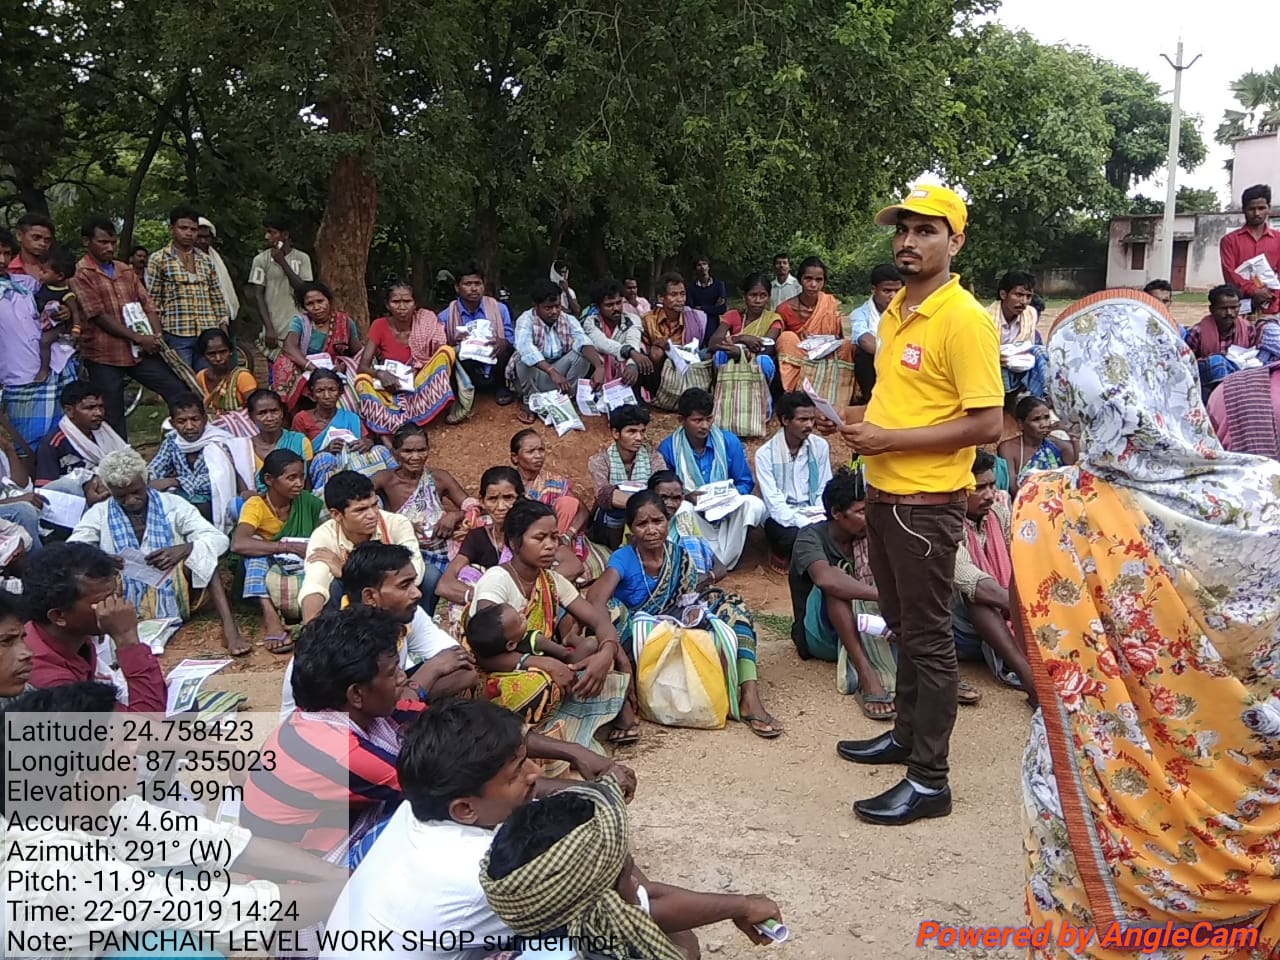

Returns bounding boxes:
[159,296,1205,959]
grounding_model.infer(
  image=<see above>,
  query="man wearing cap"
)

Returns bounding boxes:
[831,185,1003,826]
[195,218,240,329]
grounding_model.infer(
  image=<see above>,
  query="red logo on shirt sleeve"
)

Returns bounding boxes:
[901,343,923,370]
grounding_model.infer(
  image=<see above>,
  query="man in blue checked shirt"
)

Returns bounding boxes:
[509,279,608,423]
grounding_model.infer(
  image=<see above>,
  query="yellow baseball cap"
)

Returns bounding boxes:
[875,185,968,234]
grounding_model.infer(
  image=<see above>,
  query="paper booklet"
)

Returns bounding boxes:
[601,379,637,412]
[165,658,232,717]
[799,335,842,360]
[528,391,586,436]
[119,547,175,589]
[1236,254,1280,292]
[576,379,604,417]
[374,360,415,391]
[38,489,86,528]
[123,302,155,359]
[667,341,702,374]
[694,480,743,522]
[802,377,846,426]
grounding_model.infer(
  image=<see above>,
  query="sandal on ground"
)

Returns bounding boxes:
[855,690,897,721]
[516,405,537,424]
[958,679,983,705]
[742,713,784,739]
[608,724,641,746]
[496,387,516,406]
[767,553,789,575]
[264,634,294,655]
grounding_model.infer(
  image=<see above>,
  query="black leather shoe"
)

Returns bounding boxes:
[836,731,910,765]
[853,778,952,825]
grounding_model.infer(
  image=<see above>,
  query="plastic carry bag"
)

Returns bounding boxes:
[632,618,730,729]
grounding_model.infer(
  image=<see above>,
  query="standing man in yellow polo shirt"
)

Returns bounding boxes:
[834,186,1003,826]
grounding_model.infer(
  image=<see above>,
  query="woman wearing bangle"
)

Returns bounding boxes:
[469,498,635,749]
[588,490,782,739]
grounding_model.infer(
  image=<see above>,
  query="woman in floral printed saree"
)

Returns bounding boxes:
[1012,289,1280,960]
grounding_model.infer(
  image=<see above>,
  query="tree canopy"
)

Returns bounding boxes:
[1216,67,1280,144]
[4,1,1207,320]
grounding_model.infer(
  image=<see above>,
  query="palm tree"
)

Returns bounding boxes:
[1216,67,1280,144]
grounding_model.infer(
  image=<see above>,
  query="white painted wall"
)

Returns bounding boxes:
[1105,213,1239,292]
[1230,135,1280,210]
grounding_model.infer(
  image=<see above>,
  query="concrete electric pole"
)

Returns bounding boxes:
[1157,40,1201,286]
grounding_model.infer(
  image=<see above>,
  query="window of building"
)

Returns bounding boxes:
[1130,243,1146,271]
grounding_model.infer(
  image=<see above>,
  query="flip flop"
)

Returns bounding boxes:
[742,713,784,739]
[496,387,516,406]
[608,724,641,746]
[264,634,294,656]
[855,690,897,722]
[958,679,983,705]
[516,406,537,425]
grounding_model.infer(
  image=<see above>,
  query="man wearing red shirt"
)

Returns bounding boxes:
[6,212,55,276]
[1220,183,1280,316]
[23,541,166,712]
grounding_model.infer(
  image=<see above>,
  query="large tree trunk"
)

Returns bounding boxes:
[472,187,501,291]
[14,177,48,218]
[317,147,377,332]
[315,0,380,331]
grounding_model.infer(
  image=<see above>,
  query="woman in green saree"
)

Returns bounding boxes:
[231,448,325,653]
[588,491,782,738]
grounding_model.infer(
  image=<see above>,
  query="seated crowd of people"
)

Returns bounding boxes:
[4,186,1273,959]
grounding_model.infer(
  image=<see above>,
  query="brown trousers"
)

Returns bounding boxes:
[865,499,965,789]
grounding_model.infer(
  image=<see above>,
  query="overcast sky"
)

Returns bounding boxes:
[993,0,1273,205]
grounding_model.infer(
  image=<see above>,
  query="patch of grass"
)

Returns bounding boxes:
[754,612,792,637]
[127,395,167,455]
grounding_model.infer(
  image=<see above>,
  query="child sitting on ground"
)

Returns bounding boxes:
[33,246,80,383]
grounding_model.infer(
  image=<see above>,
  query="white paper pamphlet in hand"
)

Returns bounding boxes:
[856,612,889,637]
[695,479,743,522]
[123,302,154,359]
[1236,254,1280,292]
[323,428,359,448]
[1227,344,1263,369]
[39,489,86,528]
[165,658,232,717]
[374,360,415,391]
[576,379,603,417]
[1241,298,1255,316]
[460,337,498,364]
[802,377,846,426]
[306,353,335,371]
[119,547,176,589]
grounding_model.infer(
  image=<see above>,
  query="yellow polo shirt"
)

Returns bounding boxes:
[863,274,1003,495]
